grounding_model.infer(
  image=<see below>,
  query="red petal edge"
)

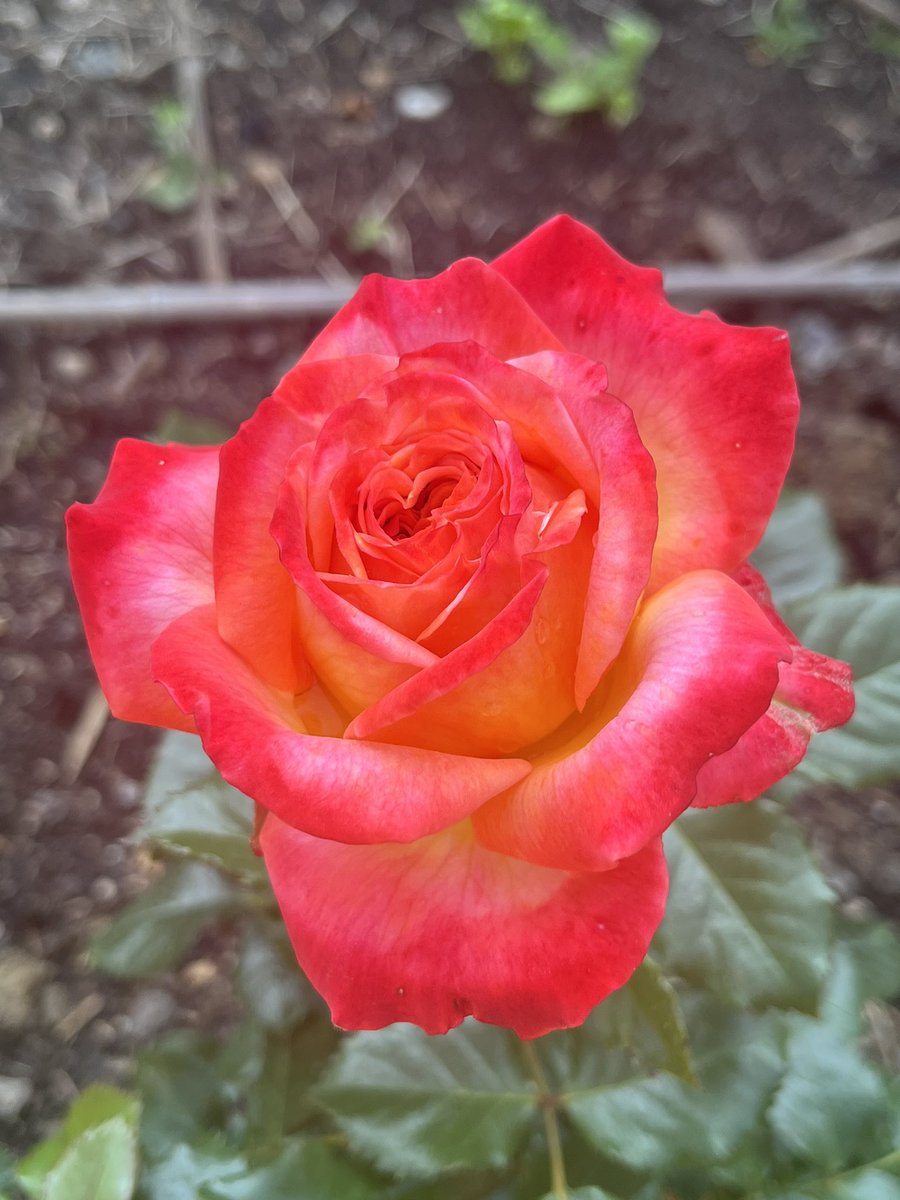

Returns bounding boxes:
[692,564,854,807]
[260,815,668,1038]
[493,215,799,590]
[474,569,791,871]
[302,257,563,363]
[66,439,219,731]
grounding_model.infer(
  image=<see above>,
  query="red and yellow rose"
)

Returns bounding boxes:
[67,217,853,1037]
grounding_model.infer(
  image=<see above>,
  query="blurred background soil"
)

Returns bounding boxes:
[1,0,899,1157]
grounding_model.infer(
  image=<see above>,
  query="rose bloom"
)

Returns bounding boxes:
[68,217,853,1038]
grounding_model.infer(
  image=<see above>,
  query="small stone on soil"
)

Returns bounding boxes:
[0,949,50,1033]
[0,1076,33,1120]
[393,84,451,122]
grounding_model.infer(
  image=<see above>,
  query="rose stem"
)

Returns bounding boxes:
[520,1037,569,1200]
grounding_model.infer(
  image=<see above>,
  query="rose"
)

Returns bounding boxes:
[67,216,853,1038]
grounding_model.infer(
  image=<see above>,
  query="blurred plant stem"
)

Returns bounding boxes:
[520,1037,569,1199]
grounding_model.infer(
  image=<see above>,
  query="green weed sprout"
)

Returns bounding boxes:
[458,0,659,126]
[535,12,660,124]
[752,0,821,62]
[142,98,197,213]
[457,0,570,85]
[347,215,395,255]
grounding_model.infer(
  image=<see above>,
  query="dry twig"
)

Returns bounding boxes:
[170,0,229,282]
[786,214,900,267]
[60,686,110,785]
[245,153,353,284]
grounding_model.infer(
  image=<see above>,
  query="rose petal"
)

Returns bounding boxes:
[343,559,550,754]
[215,398,310,693]
[322,548,476,644]
[66,439,218,731]
[493,216,799,589]
[510,351,658,706]
[273,351,397,428]
[273,476,438,713]
[306,376,524,588]
[389,342,598,495]
[473,570,791,871]
[692,564,854,807]
[343,488,594,756]
[260,814,668,1038]
[152,605,533,844]
[302,258,563,362]
[215,357,393,690]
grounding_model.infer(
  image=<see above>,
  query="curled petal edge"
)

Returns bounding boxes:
[692,564,854,807]
[66,439,219,732]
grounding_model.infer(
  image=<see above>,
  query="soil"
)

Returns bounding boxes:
[1,0,899,1161]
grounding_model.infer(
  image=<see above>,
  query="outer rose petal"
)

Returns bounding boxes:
[215,356,394,691]
[66,439,219,731]
[260,814,668,1038]
[301,257,564,362]
[693,565,854,807]
[473,570,791,872]
[151,605,532,845]
[493,216,799,590]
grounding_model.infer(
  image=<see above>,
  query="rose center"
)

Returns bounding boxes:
[375,472,463,540]
[366,445,481,545]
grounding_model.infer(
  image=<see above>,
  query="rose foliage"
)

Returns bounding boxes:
[67,216,853,1038]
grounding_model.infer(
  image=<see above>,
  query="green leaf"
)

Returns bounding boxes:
[136,1031,230,1161]
[92,859,237,977]
[539,1191,616,1200]
[562,1002,784,1172]
[315,1022,537,1177]
[281,1016,342,1134]
[385,1171,512,1200]
[753,0,821,63]
[534,66,609,116]
[534,14,657,122]
[42,1118,138,1200]
[137,1022,276,1161]
[782,586,900,789]
[820,917,900,1040]
[626,958,696,1084]
[17,1086,140,1196]
[139,1143,247,1200]
[237,921,311,1031]
[751,489,844,607]
[582,959,696,1083]
[606,12,660,61]
[655,802,833,1007]
[141,163,197,214]
[244,1029,293,1152]
[149,99,191,156]
[768,1158,900,1200]
[768,1015,892,1173]
[207,1138,379,1200]
[142,731,264,882]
